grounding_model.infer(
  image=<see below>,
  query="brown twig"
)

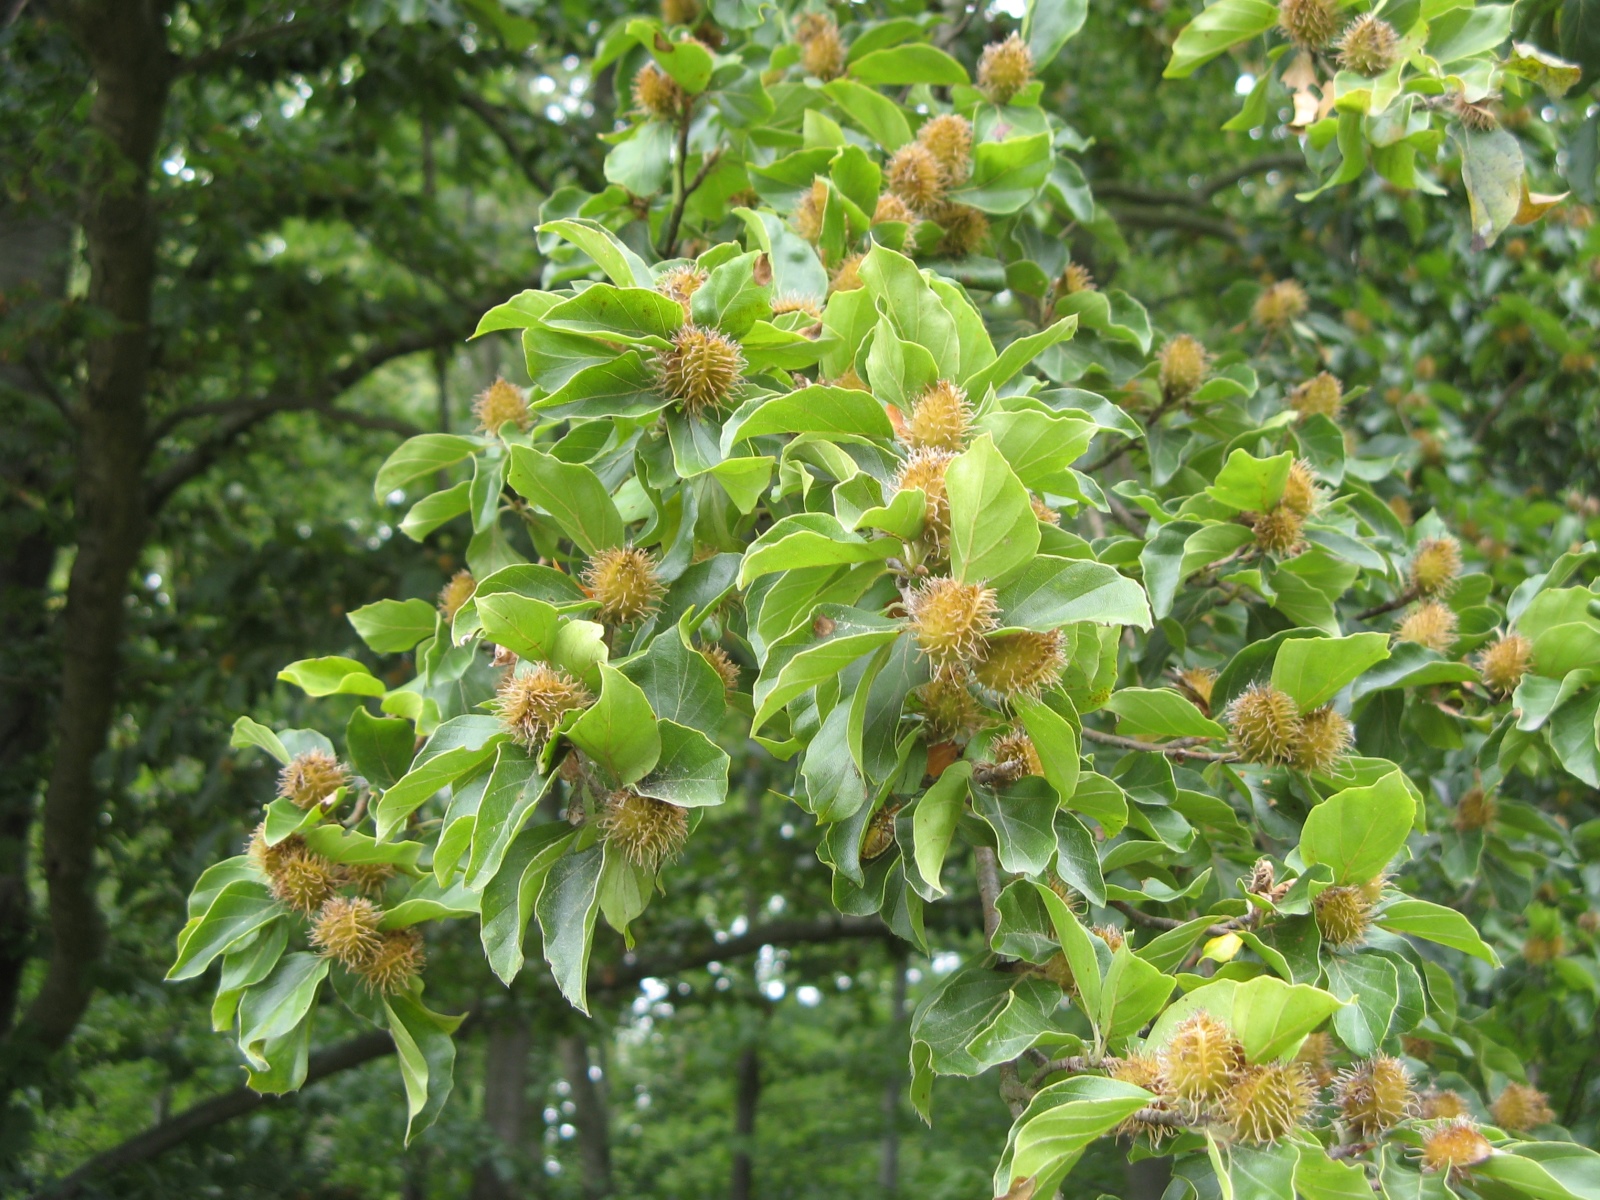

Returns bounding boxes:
[1355,585,1418,622]
[1080,727,1237,763]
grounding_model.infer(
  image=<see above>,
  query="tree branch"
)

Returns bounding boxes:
[176,15,306,76]
[457,90,554,193]
[1104,203,1239,243]
[1081,727,1237,763]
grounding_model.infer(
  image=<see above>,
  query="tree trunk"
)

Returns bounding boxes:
[0,202,73,1035]
[1,0,171,1091]
[471,1018,534,1200]
[729,1046,761,1200]
[878,950,908,1195]
[558,1034,611,1199]
[1125,1154,1172,1200]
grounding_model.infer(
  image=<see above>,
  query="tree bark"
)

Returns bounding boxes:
[558,1034,612,1199]
[2,0,173,1092]
[729,1046,761,1200]
[878,948,908,1195]
[471,1017,534,1200]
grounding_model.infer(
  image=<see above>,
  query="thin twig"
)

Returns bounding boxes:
[1355,586,1418,622]
[177,16,305,75]
[1081,728,1237,763]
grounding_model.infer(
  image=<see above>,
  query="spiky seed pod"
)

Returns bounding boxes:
[1421,1089,1469,1120]
[862,803,898,860]
[830,253,866,292]
[1158,334,1210,401]
[601,790,690,871]
[656,265,707,313]
[831,366,868,391]
[1403,1035,1436,1062]
[1523,933,1566,964]
[933,203,989,258]
[1278,0,1338,48]
[771,294,824,321]
[473,377,531,434]
[1226,684,1303,765]
[977,33,1033,104]
[1031,496,1060,525]
[268,847,344,915]
[972,630,1066,698]
[247,825,297,877]
[1478,633,1533,695]
[1226,1063,1316,1145]
[1253,280,1310,329]
[1421,1118,1493,1173]
[656,323,744,415]
[873,192,919,226]
[344,861,397,899]
[358,928,426,994]
[310,896,384,969]
[988,728,1043,782]
[1336,1056,1416,1136]
[1161,1012,1246,1108]
[1451,92,1498,132]
[1060,262,1096,294]
[1039,951,1075,991]
[906,577,1000,670]
[1409,536,1462,597]
[793,177,829,243]
[1454,787,1498,831]
[632,62,685,120]
[1092,924,1127,952]
[583,546,665,625]
[1314,885,1373,948]
[918,113,973,185]
[1337,14,1400,76]
[1492,1083,1554,1132]
[1581,910,1600,934]
[906,380,972,452]
[1397,601,1458,654]
[793,10,832,41]
[1253,505,1305,556]
[915,672,982,743]
[1289,371,1344,420]
[278,750,349,811]
[699,643,740,692]
[799,18,845,79]
[1046,873,1084,912]
[494,663,593,750]
[438,569,476,621]
[1295,1031,1337,1087]
[1281,459,1321,517]
[886,143,945,214]
[1290,706,1353,774]
[1109,1053,1176,1140]
[895,447,955,552]
[1174,667,1217,714]
[662,0,697,24]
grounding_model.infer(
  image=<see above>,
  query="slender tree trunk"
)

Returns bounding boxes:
[471,1018,533,1200]
[729,1046,761,1200]
[0,0,172,1096]
[1125,1154,1172,1200]
[0,204,73,1034]
[558,1034,611,1198]
[879,948,908,1195]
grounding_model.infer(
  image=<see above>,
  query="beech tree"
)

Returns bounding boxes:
[159,2,1600,1197]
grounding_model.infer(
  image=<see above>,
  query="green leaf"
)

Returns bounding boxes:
[752,608,901,732]
[1007,1077,1153,1185]
[1149,976,1345,1063]
[373,434,481,502]
[634,720,730,807]
[277,656,386,698]
[1295,1141,1378,1200]
[465,744,555,889]
[620,630,726,735]
[380,875,480,927]
[1103,688,1226,740]
[537,844,604,1012]
[568,665,661,785]
[472,288,561,336]
[168,881,282,981]
[1505,41,1584,97]
[1206,449,1293,512]
[1052,810,1104,907]
[974,777,1060,876]
[630,19,715,91]
[476,593,560,661]
[859,243,960,377]
[1376,897,1500,965]
[1428,4,1515,65]
[480,824,576,984]
[534,351,666,420]
[912,761,972,896]
[374,719,505,841]
[383,993,462,1143]
[536,219,655,287]
[962,317,1077,397]
[1164,0,1278,78]
[995,557,1151,630]
[1016,695,1081,807]
[1324,953,1398,1056]
[348,598,438,654]
[1100,945,1174,1040]
[731,385,893,443]
[506,446,625,555]
[1460,126,1525,251]
[950,133,1054,214]
[344,708,416,790]
[823,79,912,151]
[739,513,896,586]
[1270,632,1391,711]
[1299,770,1415,885]
[1477,1143,1600,1200]
[230,716,288,765]
[690,250,772,338]
[1024,0,1087,68]
[946,434,1039,584]
[849,44,968,85]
